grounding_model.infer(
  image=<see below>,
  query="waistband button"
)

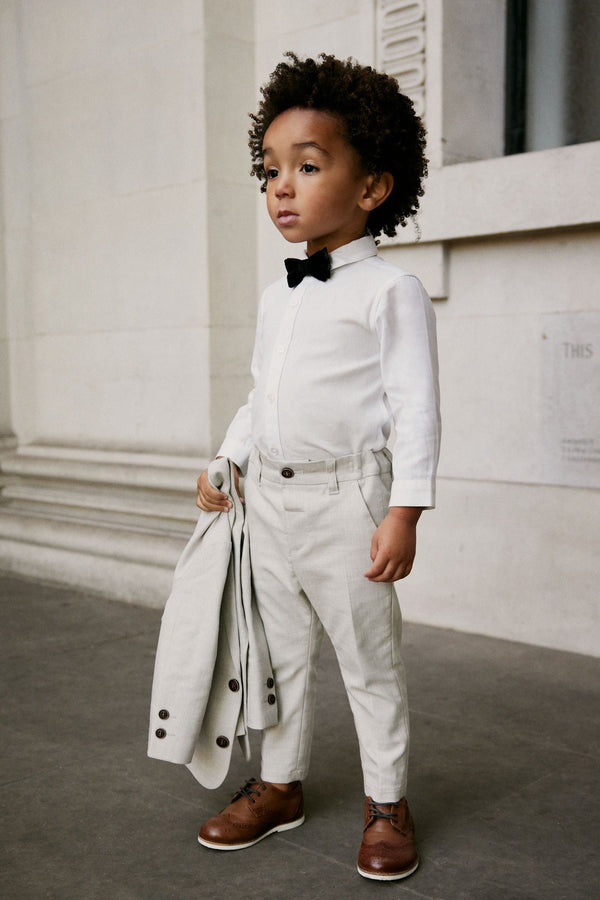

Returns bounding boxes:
[281,467,294,478]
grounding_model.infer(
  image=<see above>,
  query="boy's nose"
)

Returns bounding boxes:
[275,174,294,198]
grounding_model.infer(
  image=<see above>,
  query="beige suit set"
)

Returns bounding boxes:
[216,237,441,803]
[149,237,440,802]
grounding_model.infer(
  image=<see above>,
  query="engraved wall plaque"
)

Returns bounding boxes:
[541,312,600,488]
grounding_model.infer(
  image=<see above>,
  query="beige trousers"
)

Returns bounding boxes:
[245,448,410,803]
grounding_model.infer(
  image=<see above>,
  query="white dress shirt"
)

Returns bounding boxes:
[218,235,441,508]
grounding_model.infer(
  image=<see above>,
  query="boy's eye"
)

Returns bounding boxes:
[265,168,278,180]
[301,163,318,174]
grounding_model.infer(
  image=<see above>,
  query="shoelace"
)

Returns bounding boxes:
[366,799,399,824]
[233,778,266,804]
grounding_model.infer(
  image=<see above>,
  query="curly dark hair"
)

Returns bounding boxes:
[249,52,428,239]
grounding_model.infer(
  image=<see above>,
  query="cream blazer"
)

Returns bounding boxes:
[147,457,277,788]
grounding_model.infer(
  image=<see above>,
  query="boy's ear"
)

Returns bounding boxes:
[359,172,394,211]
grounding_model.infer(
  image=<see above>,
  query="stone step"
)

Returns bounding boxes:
[0,444,210,606]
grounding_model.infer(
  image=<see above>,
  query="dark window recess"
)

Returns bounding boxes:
[505,0,600,155]
[505,0,528,155]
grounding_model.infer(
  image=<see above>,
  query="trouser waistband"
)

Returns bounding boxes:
[249,447,391,492]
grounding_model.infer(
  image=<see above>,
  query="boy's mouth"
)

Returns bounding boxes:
[277,210,299,226]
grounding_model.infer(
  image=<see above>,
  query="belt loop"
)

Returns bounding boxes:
[326,458,339,495]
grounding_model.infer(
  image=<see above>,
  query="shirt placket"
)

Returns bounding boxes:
[263,283,307,459]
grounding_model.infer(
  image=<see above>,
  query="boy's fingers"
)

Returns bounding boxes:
[205,483,227,501]
[365,549,409,582]
[196,470,233,511]
[206,482,234,508]
[369,532,379,563]
[364,547,388,579]
[372,561,413,582]
[197,491,232,511]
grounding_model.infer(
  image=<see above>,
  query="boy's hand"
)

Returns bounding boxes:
[196,459,242,512]
[364,507,423,582]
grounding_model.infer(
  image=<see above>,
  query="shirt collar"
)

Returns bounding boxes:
[329,234,378,271]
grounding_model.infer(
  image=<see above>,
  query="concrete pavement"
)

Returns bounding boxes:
[1,571,599,899]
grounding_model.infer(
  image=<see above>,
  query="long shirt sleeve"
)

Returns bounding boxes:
[375,275,441,507]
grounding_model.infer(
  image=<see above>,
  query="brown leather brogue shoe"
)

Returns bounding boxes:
[357,796,419,881]
[198,778,304,850]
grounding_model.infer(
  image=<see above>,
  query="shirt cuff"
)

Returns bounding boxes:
[215,439,251,476]
[389,479,436,509]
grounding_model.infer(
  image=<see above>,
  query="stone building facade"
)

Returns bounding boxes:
[1,1,598,655]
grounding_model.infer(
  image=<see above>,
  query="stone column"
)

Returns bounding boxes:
[0,0,256,604]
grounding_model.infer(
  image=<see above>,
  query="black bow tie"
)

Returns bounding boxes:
[285,247,331,288]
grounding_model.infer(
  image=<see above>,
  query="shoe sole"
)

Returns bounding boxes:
[198,815,305,851]
[357,858,419,881]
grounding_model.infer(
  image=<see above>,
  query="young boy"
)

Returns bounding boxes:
[195,52,440,882]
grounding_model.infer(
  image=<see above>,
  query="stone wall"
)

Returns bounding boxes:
[1,0,599,654]
[0,0,255,603]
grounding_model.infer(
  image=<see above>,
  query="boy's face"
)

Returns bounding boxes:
[262,107,373,256]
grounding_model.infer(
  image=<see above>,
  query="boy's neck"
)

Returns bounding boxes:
[306,230,369,257]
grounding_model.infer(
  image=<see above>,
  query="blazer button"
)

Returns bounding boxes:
[216,735,230,749]
[228,679,240,692]
[155,728,167,739]
[281,467,294,478]
[266,677,274,689]
[158,709,169,719]
[267,694,276,705]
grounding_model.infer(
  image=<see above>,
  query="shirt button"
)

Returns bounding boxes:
[216,735,230,749]
[267,694,276,705]
[270,448,279,456]
[158,709,169,720]
[228,679,240,692]
[155,728,167,739]
[281,467,294,479]
[266,677,274,688]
